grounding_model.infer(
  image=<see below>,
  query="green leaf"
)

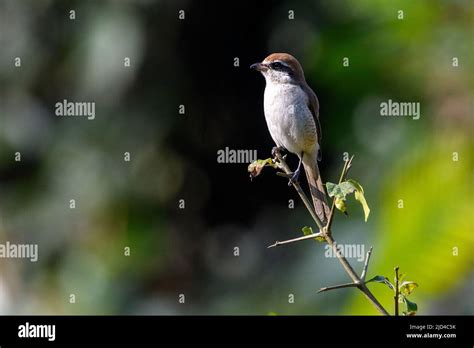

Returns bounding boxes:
[339,181,356,196]
[248,158,277,178]
[326,182,340,198]
[301,226,325,242]
[348,179,371,222]
[347,179,364,193]
[403,296,418,315]
[366,275,386,283]
[326,180,370,220]
[399,281,418,296]
[327,182,350,215]
[326,181,355,198]
[366,275,394,290]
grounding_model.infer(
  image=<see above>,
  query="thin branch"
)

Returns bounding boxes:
[360,246,373,281]
[317,282,357,293]
[322,234,389,317]
[325,234,361,284]
[269,153,389,315]
[267,232,323,248]
[394,266,400,316]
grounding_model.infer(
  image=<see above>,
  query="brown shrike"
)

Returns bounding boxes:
[251,53,330,225]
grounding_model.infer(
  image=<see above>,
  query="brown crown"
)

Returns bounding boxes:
[262,53,305,80]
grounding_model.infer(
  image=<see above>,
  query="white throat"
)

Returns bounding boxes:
[262,70,295,85]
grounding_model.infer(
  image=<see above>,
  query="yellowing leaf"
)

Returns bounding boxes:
[335,197,348,215]
[348,179,370,222]
[248,158,276,178]
[302,226,325,242]
[400,281,418,296]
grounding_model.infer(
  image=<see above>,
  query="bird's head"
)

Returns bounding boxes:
[250,53,305,85]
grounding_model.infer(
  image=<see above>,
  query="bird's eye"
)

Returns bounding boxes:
[270,62,283,70]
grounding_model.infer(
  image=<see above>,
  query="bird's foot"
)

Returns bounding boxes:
[271,146,285,160]
[288,167,301,186]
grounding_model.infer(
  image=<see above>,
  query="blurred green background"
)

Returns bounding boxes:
[0,0,473,315]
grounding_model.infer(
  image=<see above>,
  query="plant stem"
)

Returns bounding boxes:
[317,282,357,293]
[267,232,323,248]
[325,234,389,315]
[360,246,373,281]
[272,153,389,315]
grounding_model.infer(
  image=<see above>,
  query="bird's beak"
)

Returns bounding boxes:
[250,62,267,72]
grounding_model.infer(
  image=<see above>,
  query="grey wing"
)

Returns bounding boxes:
[303,83,323,161]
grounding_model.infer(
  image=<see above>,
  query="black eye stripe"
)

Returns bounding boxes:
[270,62,290,72]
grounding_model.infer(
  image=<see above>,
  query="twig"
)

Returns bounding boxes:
[326,155,353,232]
[360,246,373,281]
[324,234,361,285]
[312,236,387,315]
[267,232,323,248]
[269,153,389,315]
[317,282,357,293]
[394,266,400,316]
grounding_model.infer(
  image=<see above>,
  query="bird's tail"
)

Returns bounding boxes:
[303,154,331,226]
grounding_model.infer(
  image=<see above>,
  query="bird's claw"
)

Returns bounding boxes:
[271,146,285,160]
[288,168,301,186]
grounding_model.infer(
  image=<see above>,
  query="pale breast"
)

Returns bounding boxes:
[263,83,318,155]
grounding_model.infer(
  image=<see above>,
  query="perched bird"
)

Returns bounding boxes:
[251,53,330,225]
